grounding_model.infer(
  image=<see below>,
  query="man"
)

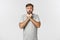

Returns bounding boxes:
[19,3,41,40]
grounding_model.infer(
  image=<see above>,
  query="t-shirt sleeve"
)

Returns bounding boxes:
[19,14,26,23]
[19,15,24,22]
[34,15,40,22]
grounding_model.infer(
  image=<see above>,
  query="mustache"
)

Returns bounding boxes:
[27,11,32,14]
[27,12,32,14]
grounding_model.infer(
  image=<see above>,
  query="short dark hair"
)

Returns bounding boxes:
[26,3,34,8]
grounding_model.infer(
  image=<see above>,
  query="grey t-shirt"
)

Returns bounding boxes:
[20,14,40,40]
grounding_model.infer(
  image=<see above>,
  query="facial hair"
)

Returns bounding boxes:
[27,10,32,15]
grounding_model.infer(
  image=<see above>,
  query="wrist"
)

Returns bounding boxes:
[30,17,32,20]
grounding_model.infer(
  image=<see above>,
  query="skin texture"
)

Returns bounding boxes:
[19,6,41,29]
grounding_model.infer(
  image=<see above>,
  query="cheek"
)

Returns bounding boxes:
[26,9,29,11]
[31,9,33,11]
[30,9,33,11]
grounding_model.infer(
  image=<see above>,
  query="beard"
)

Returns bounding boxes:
[27,11,32,14]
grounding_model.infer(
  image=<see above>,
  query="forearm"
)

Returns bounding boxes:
[30,18,41,28]
[19,18,29,29]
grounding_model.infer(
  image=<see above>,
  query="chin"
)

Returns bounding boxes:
[27,12,32,14]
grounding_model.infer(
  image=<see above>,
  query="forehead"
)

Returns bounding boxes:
[26,6,33,8]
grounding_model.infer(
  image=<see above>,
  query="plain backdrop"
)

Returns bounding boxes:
[0,0,60,40]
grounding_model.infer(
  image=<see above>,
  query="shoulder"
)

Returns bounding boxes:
[21,14,26,17]
[33,14,39,17]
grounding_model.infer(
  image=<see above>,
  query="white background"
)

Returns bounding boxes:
[0,0,60,40]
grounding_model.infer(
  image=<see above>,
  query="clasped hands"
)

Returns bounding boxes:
[26,14,33,20]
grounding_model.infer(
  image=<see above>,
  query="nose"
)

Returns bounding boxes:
[29,9,31,10]
[29,10,31,12]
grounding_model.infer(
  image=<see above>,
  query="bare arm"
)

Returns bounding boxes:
[19,18,29,29]
[30,17,41,28]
